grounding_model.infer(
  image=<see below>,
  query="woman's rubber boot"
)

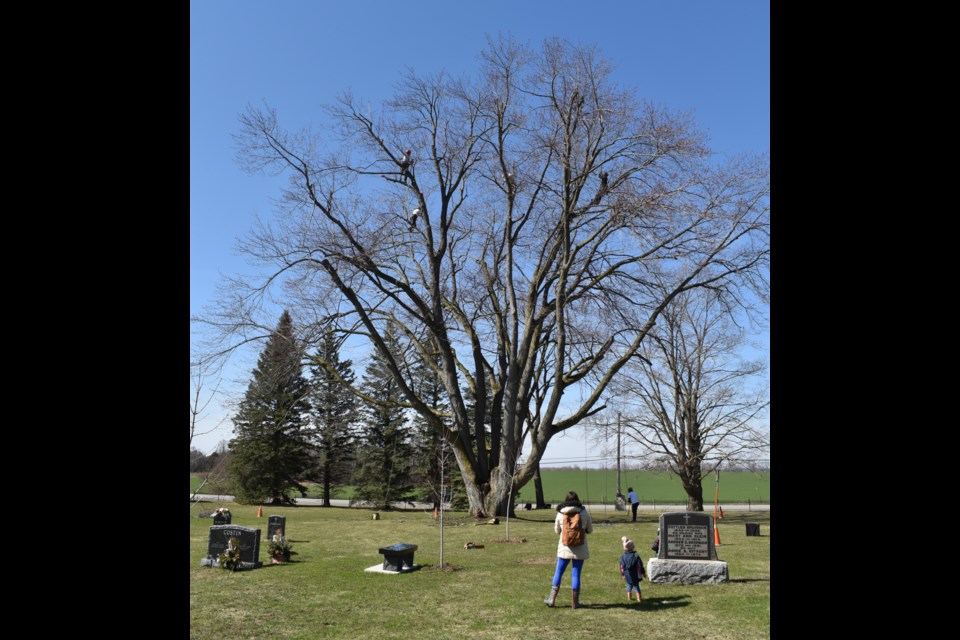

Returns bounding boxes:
[572,589,581,609]
[543,586,560,607]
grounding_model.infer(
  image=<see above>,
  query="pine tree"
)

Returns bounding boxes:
[308,329,358,507]
[228,310,313,504]
[352,325,415,509]
[409,349,451,509]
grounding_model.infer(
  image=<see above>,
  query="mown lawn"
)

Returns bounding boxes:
[190,502,769,639]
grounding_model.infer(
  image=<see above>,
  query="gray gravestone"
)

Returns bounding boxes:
[658,512,718,560]
[212,511,232,525]
[267,515,286,540]
[647,512,727,584]
[378,543,418,571]
[200,525,262,568]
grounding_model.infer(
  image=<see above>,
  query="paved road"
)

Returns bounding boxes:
[190,493,769,512]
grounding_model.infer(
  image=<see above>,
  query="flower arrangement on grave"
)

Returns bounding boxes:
[213,507,231,517]
[268,534,294,561]
[217,537,242,571]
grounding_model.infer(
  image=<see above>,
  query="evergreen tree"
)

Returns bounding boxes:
[409,349,451,509]
[228,310,313,504]
[308,329,358,507]
[352,325,415,509]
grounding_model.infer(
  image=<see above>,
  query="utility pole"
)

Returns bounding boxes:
[616,413,622,496]
[614,413,625,510]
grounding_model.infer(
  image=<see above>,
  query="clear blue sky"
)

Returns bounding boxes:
[190,0,770,459]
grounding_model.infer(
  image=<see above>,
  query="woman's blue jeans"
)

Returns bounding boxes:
[551,557,584,590]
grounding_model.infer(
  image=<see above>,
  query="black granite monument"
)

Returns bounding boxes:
[202,525,262,568]
[378,543,418,572]
[268,515,286,540]
[657,511,718,560]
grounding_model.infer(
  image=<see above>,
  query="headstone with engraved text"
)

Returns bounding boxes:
[647,512,727,584]
[200,525,262,569]
[267,515,286,540]
[658,511,718,560]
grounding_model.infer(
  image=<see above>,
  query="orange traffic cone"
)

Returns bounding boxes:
[714,523,722,546]
[258,505,263,518]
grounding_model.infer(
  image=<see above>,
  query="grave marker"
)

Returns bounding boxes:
[647,512,727,584]
[200,525,262,569]
[267,515,286,540]
[658,511,718,560]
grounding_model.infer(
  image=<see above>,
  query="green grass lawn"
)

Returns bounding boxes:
[190,501,769,639]
[191,470,770,505]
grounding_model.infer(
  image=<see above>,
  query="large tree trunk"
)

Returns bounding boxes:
[533,465,546,508]
[321,458,331,507]
[449,445,489,514]
[680,467,705,511]
[450,436,527,517]
[484,466,519,518]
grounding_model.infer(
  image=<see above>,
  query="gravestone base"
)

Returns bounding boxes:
[200,557,263,570]
[647,558,728,584]
[364,563,420,574]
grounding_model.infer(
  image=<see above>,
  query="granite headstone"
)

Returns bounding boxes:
[267,515,286,540]
[647,512,727,584]
[378,543,418,572]
[658,511,718,560]
[201,525,262,568]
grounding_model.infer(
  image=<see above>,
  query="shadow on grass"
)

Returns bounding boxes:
[642,595,691,610]
[580,595,691,610]
[727,578,769,583]
[418,563,464,572]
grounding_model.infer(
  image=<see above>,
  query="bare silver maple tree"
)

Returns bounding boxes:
[197,36,769,516]
[612,288,769,510]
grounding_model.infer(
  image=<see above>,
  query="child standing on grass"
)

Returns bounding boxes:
[619,536,646,604]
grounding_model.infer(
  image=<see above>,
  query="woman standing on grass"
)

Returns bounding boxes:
[543,491,594,609]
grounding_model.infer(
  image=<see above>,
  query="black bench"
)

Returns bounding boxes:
[378,543,418,571]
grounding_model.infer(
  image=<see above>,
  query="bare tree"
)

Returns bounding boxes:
[613,289,769,510]
[189,360,227,449]
[197,36,769,516]
[432,433,457,567]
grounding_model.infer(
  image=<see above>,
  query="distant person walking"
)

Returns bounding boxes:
[543,491,594,609]
[627,487,639,522]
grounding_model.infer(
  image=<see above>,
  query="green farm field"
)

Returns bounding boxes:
[515,469,769,505]
[191,469,769,505]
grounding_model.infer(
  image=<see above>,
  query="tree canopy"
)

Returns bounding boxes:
[202,36,769,515]
[612,288,769,510]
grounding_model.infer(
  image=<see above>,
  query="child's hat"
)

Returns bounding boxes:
[621,536,634,550]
